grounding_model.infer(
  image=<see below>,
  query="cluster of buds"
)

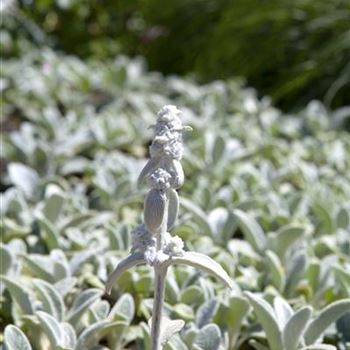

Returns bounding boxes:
[139,105,190,191]
[131,106,191,263]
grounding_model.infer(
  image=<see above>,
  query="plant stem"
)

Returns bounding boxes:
[151,193,169,350]
[151,264,168,350]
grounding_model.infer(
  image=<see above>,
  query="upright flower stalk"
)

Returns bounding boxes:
[106,105,233,350]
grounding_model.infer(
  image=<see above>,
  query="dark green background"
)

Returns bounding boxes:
[10,0,350,110]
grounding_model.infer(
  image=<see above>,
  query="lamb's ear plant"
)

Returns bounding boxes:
[245,293,350,350]
[106,105,233,350]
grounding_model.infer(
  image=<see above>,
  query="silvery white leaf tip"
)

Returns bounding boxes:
[105,252,146,293]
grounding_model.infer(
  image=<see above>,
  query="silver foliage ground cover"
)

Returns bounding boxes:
[1,49,350,350]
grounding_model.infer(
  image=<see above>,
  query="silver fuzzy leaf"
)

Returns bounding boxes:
[169,159,184,189]
[165,251,233,289]
[167,189,179,230]
[144,189,166,233]
[159,317,185,345]
[105,252,146,293]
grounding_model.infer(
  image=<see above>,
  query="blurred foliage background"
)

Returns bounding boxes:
[4,0,350,111]
[2,1,350,349]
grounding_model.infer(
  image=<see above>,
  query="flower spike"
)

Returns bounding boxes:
[106,106,232,350]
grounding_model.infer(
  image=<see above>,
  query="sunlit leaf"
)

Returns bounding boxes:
[304,299,350,345]
[245,292,283,350]
[4,325,32,350]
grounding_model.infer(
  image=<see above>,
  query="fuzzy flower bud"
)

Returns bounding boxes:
[149,168,172,190]
[149,105,187,161]
[144,246,157,265]
[163,233,184,256]
[156,105,183,131]
[131,224,156,253]
[139,105,190,188]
